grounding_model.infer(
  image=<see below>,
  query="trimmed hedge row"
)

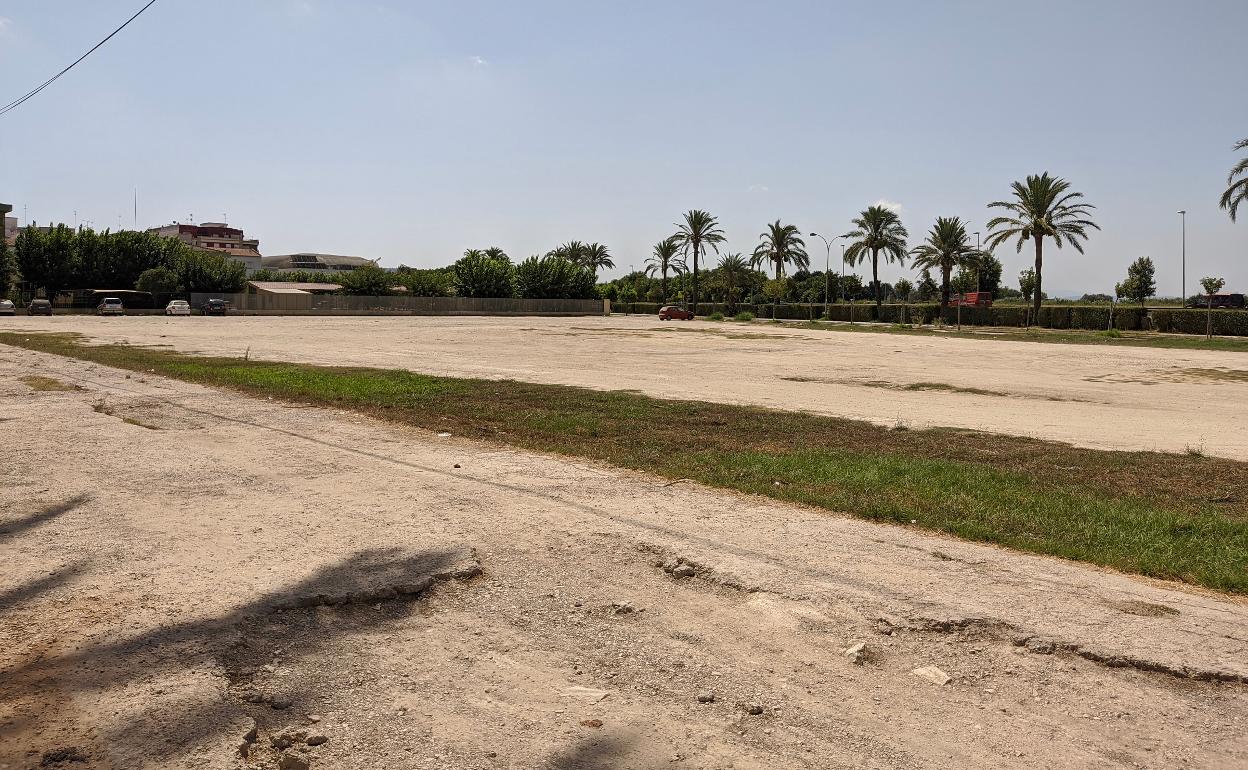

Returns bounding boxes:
[610,301,1248,336]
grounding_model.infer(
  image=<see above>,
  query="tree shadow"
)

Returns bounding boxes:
[546,733,640,770]
[0,561,89,612]
[0,493,91,543]
[3,547,468,763]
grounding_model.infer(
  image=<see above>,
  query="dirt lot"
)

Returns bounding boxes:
[4,314,1247,459]
[2,344,1246,769]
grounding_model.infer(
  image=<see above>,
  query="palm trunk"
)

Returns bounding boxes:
[940,266,951,308]
[691,243,700,317]
[661,270,668,304]
[1032,237,1044,319]
[1207,296,1214,339]
[872,249,881,317]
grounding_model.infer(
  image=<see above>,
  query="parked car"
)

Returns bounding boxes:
[658,305,694,321]
[201,298,228,316]
[28,299,53,315]
[165,299,191,316]
[97,297,124,316]
[0,299,14,316]
[1187,292,1245,309]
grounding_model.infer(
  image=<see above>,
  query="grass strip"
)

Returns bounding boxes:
[6,330,1247,593]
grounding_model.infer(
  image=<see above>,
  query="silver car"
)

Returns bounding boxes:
[0,299,14,316]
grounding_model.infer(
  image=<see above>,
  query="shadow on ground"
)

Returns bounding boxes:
[0,493,91,543]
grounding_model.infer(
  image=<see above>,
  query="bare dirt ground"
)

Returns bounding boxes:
[5,314,1248,459]
[2,345,1246,769]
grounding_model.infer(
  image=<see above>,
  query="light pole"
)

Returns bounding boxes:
[973,231,981,292]
[809,232,844,319]
[1178,210,1186,302]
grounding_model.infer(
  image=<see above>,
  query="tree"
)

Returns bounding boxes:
[1018,268,1038,325]
[172,247,247,293]
[453,248,515,298]
[516,255,598,299]
[396,267,454,297]
[915,269,939,302]
[0,235,12,299]
[716,253,751,315]
[338,263,394,295]
[986,173,1099,318]
[135,266,179,295]
[1200,276,1225,339]
[672,210,725,316]
[1220,138,1248,222]
[908,216,982,307]
[893,277,914,324]
[750,220,809,278]
[843,205,908,315]
[15,223,77,299]
[1114,257,1156,307]
[973,253,1003,297]
[644,236,685,303]
[581,243,614,273]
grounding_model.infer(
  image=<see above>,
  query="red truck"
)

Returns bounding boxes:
[953,291,993,307]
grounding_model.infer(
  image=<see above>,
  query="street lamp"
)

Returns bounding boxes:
[809,232,845,319]
[973,231,981,292]
[1178,210,1186,302]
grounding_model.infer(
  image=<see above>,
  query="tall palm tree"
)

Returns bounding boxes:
[672,210,726,315]
[843,205,908,315]
[483,246,509,261]
[909,216,983,307]
[986,173,1099,317]
[547,241,587,263]
[717,252,750,315]
[1220,138,1248,222]
[645,236,685,302]
[750,220,809,278]
[582,242,614,273]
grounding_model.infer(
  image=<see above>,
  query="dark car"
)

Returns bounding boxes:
[201,298,228,316]
[658,305,694,321]
[28,299,53,315]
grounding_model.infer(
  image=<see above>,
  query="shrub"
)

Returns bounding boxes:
[173,248,246,293]
[135,266,179,295]
[453,250,516,298]
[1152,308,1248,336]
[337,264,395,295]
[708,311,725,321]
[396,268,453,297]
[515,255,598,299]
[733,311,755,322]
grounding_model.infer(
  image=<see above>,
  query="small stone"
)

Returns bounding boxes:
[271,735,295,750]
[271,698,294,710]
[278,753,310,770]
[396,577,433,595]
[243,691,266,704]
[912,665,952,686]
[1024,637,1058,655]
[579,719,603,728]
[746,703,764,716]
[307,715,322,724]
[611,601,635,615]
[306,735,328,746]
[844,642,867,665]
[697,691,715,703]
[672,564,696,578]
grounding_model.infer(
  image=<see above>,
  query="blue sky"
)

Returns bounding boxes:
[1,0,1245,295]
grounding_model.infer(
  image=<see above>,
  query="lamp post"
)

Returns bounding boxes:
[973,231,981,292]
[809,232,844,319]
[1178,210,1186,302]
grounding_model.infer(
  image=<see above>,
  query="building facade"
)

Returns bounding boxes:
[147,222,263,272]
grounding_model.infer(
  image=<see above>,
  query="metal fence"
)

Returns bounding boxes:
[189,293,609,316]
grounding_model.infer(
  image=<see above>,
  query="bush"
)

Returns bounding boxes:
[135,266,179,295]
[733,311,755,322]
[1151,308,1248,336]
[454,250,516,298]
[515,255,598,299]
[396,268,453,297]
[173,248,246,293]
[337,264,395,295]
[708,311,724,321]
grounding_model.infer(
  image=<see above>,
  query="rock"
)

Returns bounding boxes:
[697,691,716,704]
[579,719,603,728]
[243,691,266,703]
[370,586,398,601]
[745,703,765,716]
[672,564,696,579]
[271,698,294,710]
[307,715,322,724]
[912,665,952,686]
[453,463,461,469]
[306,735,328,746]
[611,601,636,615]
[562,686,611,703]
[242,720,258,743]
[1024,637,1058,655]
[271,735,295,751]
[278,753,311,770]
[396,577,433,595]
[844,642,867,665]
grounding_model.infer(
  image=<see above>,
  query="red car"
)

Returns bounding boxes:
[658,305,694,321]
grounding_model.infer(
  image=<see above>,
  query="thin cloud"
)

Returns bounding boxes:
[748,184,770,193]
[0,17,12,34]
[874,198,904,213]
[470,55,488,66]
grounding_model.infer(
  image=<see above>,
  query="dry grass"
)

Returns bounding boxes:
[21,375,81,392]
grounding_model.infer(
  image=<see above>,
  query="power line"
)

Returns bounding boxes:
[0,0,160,118]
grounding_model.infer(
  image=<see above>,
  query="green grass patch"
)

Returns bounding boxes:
[21,375,81,392]
[5,331,1248,592]
[733,311,755,322]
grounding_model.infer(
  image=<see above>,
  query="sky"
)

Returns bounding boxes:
[1,0,1245,296]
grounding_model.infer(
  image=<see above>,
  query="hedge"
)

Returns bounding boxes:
[1152,308,1248,336]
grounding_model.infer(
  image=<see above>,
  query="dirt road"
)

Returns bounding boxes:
[5,314,1247,459]
[2,345,1245,769]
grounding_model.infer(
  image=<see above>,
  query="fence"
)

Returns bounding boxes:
[190,293,609,316]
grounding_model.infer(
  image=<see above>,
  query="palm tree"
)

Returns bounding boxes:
[909,216,983,307]
[843,205,908,315]
[1220,138,1248,222]
[750,220,809,278]
[582,243,615,273]
[483,246,509,261]
[986,173,1099,317]
[717,252,750,315]
[645,236,685,302]
[672,210,726,316]
[547,241,587,263]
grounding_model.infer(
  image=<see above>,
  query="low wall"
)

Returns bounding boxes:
[190,294,609,316]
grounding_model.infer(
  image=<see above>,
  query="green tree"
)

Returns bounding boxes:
[973,253,1003,297]
[908,216,982,307]
[1220,138,1248,222]
[135,266,179,295]
[986,173,1099,317]
[581,243,614,273]
[516,255,598,299]
[1200,276,1226,339]
[454,249,516,298]
[715,253,751,315]
[915,269,939,302]
[893,277,914,324]
[15,223,77,299]
[0,235,12,299]
[1114,257,1156,307]
[750,220,809,278]
[173,247,247,293]
[644,236,685,303]
[843,205,908,314]
[338,263,394,295]
[672,210,726,315]
[396,267,454,297]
